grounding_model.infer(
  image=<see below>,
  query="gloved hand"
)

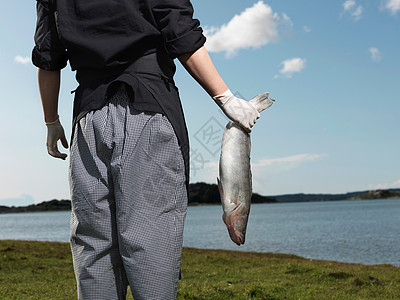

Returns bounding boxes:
[212,89,260,132]
[45,117,69,160]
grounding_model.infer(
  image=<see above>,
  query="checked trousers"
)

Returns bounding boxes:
[68,85,187,299]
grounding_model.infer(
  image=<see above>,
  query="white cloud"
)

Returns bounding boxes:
[351,5,363,20]
[189,154,326,192]
[369,179,400,190]
[252,154,326,191]
[342,1,363,21]
[204,1,281,58]
[369,47,382,62]
[275,57,306,78]
[385,0,400,14]
[303,26,311,33]
[14,55,30,65]
[343,0,356,11]
[252,154,325,170]
[282,13,293,27]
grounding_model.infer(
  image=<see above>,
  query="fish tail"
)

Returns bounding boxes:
[249,92,275,113]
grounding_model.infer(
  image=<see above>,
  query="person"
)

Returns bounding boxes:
[33,0,260,299]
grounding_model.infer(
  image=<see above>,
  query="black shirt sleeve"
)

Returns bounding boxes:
[150,0,206,59]
[32,0,68,70]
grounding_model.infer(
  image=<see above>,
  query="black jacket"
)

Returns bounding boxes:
[32,0,206,188]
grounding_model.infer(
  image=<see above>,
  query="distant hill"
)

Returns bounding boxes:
[188,182,277,205]
[271,188,400,203]
[347,189,400,200]
[0,199,71,214]
[1,185,399,214]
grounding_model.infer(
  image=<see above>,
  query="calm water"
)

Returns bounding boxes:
[1,199,399,266]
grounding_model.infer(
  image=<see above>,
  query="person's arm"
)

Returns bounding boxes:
[178,46,260,132]
[178,46,228,97]
[37,68,68,160]
[149,1,259,131]
[33,0,69,160]
[38,69,61,123]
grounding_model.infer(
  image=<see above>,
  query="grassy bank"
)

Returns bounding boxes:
[0,240,399,299]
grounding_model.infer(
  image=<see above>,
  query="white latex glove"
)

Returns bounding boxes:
[45,117,69,160]
[212,89,260,133]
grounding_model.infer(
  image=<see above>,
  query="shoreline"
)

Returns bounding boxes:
[1,239,399,268]
[1,197,399,214]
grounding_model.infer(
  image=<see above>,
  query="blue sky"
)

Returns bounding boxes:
[1,0,399,205]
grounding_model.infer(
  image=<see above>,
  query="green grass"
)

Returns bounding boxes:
[0,240,399,299]
[0,240,75,299]
[178,249,400,299]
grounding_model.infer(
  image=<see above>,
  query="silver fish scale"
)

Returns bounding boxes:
[219,122,252,212]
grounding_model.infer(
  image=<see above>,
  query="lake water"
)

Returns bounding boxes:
[1,199,399,266]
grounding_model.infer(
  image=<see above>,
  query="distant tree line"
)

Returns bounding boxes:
[0,200,71,214]
[348,189,400,200]
[1,185,399,214]
[188,182,277,205]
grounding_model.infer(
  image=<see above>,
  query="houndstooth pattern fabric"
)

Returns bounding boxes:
[69,84,188,300]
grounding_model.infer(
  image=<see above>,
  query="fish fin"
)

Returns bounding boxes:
[225,121,233,130]
[217,177,225,203]
[249,92,275,113]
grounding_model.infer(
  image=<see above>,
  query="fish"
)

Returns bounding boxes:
[217,93,275,245]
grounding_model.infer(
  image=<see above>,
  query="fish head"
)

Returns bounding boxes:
[218,178,251,245]
[222,204,249,246]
